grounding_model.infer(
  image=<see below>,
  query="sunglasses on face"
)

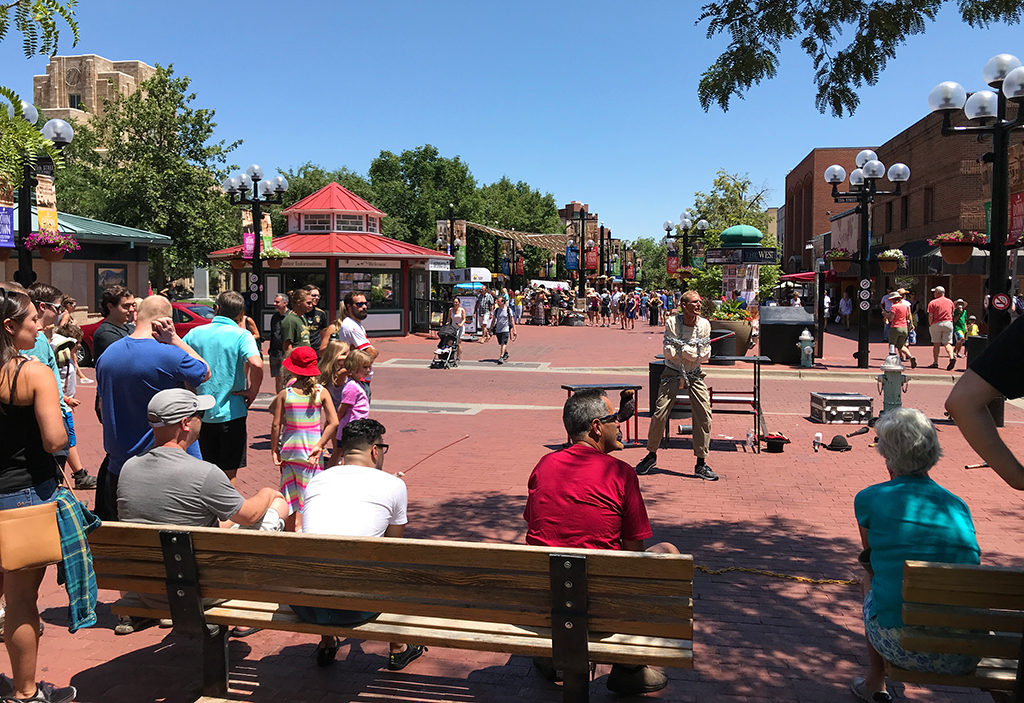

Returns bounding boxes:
[34,300,63,315]
[373,443,389,454]
[596,413,618,424]
[353,302,368,308]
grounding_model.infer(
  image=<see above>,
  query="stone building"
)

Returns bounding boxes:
[33,54,156,123]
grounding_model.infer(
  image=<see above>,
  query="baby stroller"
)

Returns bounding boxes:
[431,324,460,369]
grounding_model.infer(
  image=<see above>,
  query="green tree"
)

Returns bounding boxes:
[1,0,78,185]
[631,236,668,290]
[367,145,479,249]
[59,65,240,286]
[696,1,1022,117]
[684,170,779,301]
[476,176,563,273]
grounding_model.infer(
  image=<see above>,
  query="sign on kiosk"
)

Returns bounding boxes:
[439,268,491,284]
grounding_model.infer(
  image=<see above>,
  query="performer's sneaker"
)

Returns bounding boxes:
[635,452,657,475]
[694,463,719,481]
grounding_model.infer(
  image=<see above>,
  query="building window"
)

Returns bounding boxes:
[885,201,893,233]
[923,187,934,224]
[68,94,82,110]
[338,270,402,310]
[900,195,909,230]
[303,214,331,231]
[367,217,379,233]
[335,214,364,232]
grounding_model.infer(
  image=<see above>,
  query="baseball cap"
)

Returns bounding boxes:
[931,286,945,293]
[147,388,215,427]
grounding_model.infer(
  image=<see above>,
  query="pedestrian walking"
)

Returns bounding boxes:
[952,299,968,358]
[268,293,288,393]
[839,291,853,330]
[491,296,516,364]
[927,286,956,370]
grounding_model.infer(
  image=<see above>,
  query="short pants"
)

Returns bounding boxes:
[863,590,978,675]
[930,321,954,346]
[495,331,510,345]
[889,326,909,348]
[269,353,283,378]
[63,408,76,448]
[198,416,248,474]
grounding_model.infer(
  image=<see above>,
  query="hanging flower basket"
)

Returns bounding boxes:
[266,258,283,269]
[260,246,290,269]
[230,258,246,270]
[830,258,852,273]
[876,249,907,273]
[677,266,694,280]
[39,246,64,262]
[928,230,985,265]
[938,243,975,265]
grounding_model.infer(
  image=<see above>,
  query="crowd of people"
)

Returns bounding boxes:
[3,272,1024,702]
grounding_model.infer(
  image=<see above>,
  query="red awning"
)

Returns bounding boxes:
[210,232,453,259]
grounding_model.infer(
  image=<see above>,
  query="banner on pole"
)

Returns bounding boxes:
[585,249,598,270]
[0,182,13,249]
[566,247,578,270]
[35,175,59,239]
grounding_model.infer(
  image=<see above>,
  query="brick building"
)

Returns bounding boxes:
[33,54,155,123]
[783,147,864,273]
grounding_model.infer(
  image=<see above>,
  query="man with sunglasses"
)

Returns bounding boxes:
[338,292,379,398]
[524,389,676,694]
[298,419,426,671]
[635,290,718,480]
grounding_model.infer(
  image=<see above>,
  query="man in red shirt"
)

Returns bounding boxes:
[927,286,956,370]
[524,389,677,695]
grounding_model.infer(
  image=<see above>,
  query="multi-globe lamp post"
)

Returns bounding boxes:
[221,165,288,330]
[824,151,910,369]
[8,100,75,286]
[664,212,709,268]
[927,53,1024,342]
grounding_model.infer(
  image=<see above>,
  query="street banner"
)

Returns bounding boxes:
[566,246,578,270]
[501,257,510,275]
[667,253,679,274]
[34,175,58,239]
[455,246,467,268]
[625,261,635,280]
[515,257,524,276]
[585,249,598,270]
[612,259,620,276]
[242,231,254,259]
[0,182,13,249]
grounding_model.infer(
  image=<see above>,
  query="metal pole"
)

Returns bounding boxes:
[448,203,455,258]
[599,224,606,280]
[856,185,872,369]
[816,267,825,359]
[14,161,36,287]
[250,183,264,331]
[578,212,585,299]
[988,91,1011,341]
[682,226,691,268]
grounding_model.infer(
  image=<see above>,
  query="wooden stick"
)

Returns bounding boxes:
[964,462,989,470]
[396,434,471,478]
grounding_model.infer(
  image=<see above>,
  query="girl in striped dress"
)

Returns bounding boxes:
[271,347,338,531]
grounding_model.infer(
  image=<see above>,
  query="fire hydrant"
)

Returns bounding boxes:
[796,328,814,368]
[877,345,910,415]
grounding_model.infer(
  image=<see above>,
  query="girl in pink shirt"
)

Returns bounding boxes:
[327,349,372,466]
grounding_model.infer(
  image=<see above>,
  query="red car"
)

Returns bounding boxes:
[79,302,215,366]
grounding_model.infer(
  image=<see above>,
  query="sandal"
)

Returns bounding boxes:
[849,676,892,702]
[387,644,426,670]
[316,636,339,667]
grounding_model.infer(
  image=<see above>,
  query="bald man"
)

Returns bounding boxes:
[94,295,210,520]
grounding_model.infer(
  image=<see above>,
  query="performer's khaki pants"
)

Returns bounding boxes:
[647,367,711,458]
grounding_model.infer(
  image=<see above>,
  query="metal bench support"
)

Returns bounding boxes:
[159,530,228,697]
[550,554,590,703]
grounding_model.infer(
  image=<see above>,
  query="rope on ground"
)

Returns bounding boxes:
[695,564,860,586]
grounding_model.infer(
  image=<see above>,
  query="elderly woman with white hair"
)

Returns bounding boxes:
[850,408,980,703]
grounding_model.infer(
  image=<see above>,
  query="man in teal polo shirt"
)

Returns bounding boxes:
[183,291,263,482]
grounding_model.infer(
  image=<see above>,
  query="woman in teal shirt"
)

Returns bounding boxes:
[851,408,980,703]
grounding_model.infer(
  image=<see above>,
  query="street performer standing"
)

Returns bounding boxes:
[635,290,718,480]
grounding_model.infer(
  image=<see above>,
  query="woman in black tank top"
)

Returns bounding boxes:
[0,285,76,703]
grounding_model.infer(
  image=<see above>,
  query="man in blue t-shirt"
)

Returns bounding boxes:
[96,295,210,520]
[183,291,262,483]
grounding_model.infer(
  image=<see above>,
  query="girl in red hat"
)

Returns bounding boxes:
[271,346,339,531]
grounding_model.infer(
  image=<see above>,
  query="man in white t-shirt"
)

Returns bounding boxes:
[296,419,425,671]
[338,291,379,397]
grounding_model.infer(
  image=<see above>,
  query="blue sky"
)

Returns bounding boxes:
[2,1,1020,241]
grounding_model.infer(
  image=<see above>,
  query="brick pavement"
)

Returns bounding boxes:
[17,322,1023,702]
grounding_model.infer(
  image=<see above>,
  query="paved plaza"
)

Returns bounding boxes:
[18,322,1024,702]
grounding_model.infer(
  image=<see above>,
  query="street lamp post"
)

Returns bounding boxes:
[8,101,75,286]
[448,202,455,259]
[222,165,288,331]
[928,53,1024,342]
[599,222,606,279]
[824,151,910,368]
[664,212,709,272]
[576,210,586,298]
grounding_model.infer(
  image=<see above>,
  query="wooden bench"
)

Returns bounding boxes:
[889,560,1024,701]
[89,522,694,703]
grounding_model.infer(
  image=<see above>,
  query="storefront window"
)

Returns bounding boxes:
[338,270,402,310]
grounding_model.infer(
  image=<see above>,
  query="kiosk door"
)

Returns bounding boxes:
[411,269,430,332]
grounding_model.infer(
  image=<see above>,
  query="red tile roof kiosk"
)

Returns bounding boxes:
[210,182,453,336]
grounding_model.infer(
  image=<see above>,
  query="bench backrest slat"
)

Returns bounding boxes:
[903,561,1024,610]
[89,523,694,641]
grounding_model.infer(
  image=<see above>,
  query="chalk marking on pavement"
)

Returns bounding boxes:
[250,393,559,415]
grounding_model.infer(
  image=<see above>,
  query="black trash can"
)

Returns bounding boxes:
[759,306,816,365]
[708,328,735,365]
[966,334,988,367]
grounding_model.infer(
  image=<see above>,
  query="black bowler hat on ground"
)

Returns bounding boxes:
[825,435,852,452]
